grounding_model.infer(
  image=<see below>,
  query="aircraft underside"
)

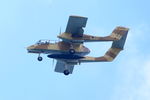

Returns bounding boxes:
[27,15,129,75]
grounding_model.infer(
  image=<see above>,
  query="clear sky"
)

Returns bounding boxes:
[0,0,150,100]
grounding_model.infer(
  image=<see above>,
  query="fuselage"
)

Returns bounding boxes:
[27,40,90,60]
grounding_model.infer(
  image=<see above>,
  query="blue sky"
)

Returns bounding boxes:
[0,0,150,100]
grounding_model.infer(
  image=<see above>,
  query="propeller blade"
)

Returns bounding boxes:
[58,27,61,42]
[52,59,54,67]
[59,27,61,35]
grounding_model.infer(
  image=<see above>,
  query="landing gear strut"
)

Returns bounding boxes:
[69,49,75,54]
[37,54,43,61]
[63,70,70,75]
[69,43,75,54]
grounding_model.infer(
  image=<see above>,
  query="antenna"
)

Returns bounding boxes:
[58,27,61,42]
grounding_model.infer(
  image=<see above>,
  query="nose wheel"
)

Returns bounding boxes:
[37,54,43,61]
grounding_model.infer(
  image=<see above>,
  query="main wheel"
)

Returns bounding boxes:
[63,70,70,75]
[37,56,43,61]
[69,49,75,54]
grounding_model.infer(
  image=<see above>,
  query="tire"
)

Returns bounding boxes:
[63,70,70,75]
[69,49,75,54]
[37,57,43,61]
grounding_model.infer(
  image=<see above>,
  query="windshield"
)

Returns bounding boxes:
[36,40,58,45]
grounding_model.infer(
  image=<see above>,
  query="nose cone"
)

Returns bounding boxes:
[27,45,35,50]
[27,45,36,53]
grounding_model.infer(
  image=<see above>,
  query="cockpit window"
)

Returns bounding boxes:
[36,40,50,45]
[36,40,58,45]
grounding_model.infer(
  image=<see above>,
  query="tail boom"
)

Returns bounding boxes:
[58,26,129,43]
[80,27,129,62]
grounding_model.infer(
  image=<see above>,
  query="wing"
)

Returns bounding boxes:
[79,29,128,62]
[54,60,74,74]
[65,15,88,37]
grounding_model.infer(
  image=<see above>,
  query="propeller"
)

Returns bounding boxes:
[52,59,55,67]
[59,27,61,35]
[58,27,61,42]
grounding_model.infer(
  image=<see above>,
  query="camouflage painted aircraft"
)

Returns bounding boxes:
[27,15,129,75]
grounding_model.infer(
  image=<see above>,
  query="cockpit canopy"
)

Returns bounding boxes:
[36,40,58,45]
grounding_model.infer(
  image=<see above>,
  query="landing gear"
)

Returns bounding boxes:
[37,56,43,61]
[69,49,75,54]
[69,43,75,54]
[37,54,43,61]
[63,70,70,75]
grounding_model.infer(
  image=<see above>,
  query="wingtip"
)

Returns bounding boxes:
[116,26,130,31]
[69,15,88,19]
